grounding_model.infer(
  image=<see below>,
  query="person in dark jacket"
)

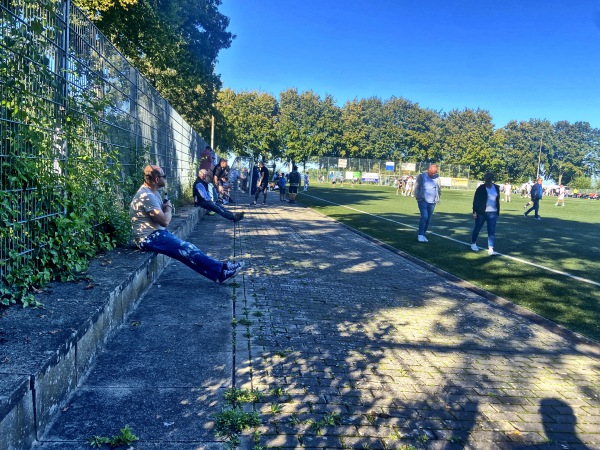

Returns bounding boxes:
[470,172,500,256]
[524,177,543,220]
[193,169,244,222]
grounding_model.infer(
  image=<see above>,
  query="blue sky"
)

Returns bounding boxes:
[216,0,600,129]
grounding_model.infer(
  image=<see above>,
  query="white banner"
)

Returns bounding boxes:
[362,172,379,182]
[440,177,452,187]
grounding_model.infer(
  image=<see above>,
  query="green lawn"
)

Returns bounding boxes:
[297,183,600,342]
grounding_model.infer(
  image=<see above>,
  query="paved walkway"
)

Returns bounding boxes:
[37,197,600,449]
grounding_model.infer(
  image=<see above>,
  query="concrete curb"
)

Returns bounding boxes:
[0,207,202,450]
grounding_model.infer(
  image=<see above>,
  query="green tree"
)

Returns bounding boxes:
[217,89,279,160]
[278,89,341,165]
[547,121,594,185]
[441,108,503,179]
[75,0,233,134]
[569,176,593,190]
[498,121,535,183]
[341,97,394,159]
[382,97,443,162]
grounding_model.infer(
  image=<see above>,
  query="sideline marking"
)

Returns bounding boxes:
[302,193,600,288]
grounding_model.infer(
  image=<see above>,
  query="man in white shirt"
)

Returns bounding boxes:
[130,165,244,283]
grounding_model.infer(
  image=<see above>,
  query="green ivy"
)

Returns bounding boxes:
[0,0,132,306]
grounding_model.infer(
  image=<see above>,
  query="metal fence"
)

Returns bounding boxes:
[299,157,470,187]
[1,0,207,288]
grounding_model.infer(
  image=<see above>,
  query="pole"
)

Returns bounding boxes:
[210,115,215,149]
[536,135,543,179]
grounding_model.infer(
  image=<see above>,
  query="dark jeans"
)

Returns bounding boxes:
[525,199,540,218]
[139,229,223,281]
[198,200,234,221]
[471,211,498,248]
[417,200,436,235]
[254,185,268,203]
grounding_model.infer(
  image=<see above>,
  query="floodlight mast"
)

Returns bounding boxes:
[536,135,543,179]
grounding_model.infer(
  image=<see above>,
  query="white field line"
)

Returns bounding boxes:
[303,193,600,288]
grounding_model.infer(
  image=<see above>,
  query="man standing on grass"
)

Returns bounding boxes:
[524,177,543,220]
[414,163,441,242]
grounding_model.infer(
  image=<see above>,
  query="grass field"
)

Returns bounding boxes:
[296,183,600,342]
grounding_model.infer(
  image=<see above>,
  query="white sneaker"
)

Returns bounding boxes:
[471,243,479,252]
[488,248,497,256]
[417,235,428,243]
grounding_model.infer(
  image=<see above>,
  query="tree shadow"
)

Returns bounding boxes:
[240,207,600,448]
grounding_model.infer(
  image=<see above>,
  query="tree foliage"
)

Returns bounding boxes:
[74,0,233,135]
[216,89,279,160]
[278,89,343,165]
[216,88,600,183]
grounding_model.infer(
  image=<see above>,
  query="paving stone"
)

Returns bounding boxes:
[24,198,600,449]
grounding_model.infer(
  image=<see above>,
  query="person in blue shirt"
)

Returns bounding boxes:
[193,169,244,222]
[277,172,287,201]
[414,163,441,243]
[524,177,543,220]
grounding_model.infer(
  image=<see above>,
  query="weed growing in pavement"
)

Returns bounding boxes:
[88,425,139,448]
[270,403,282,414]
[417,433,430,444]
[270,386,286,397]
[308,411,342,434]
[252,429,265,450]
[224,387,264,407]
[322,411,342,426]
[214,408,260,448]
[365,412,377,424]
[252,311,263,317]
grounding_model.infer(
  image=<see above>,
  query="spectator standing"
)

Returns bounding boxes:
[404,176,415,197]
[199,145,214,171]
[251,161,269,205]
[277,173,287,201]
[414,164,441,243]
[213,159,231,203]
[503,181,512,202]
[524,177,543,220]
[304,173,309,191]
[288,165,301,204]
[470,172,500,256]
[130,165,244,283]
[251,165,260,196]
[555,184,566,206]
[239,167,248,193]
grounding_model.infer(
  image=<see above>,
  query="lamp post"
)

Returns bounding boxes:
[536,134,543,179]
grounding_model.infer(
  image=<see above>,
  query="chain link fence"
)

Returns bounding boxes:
[301,157,470,188]
[1,0,207,295]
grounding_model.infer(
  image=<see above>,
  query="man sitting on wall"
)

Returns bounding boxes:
[193,169,244,223]
[130,165,244,283]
